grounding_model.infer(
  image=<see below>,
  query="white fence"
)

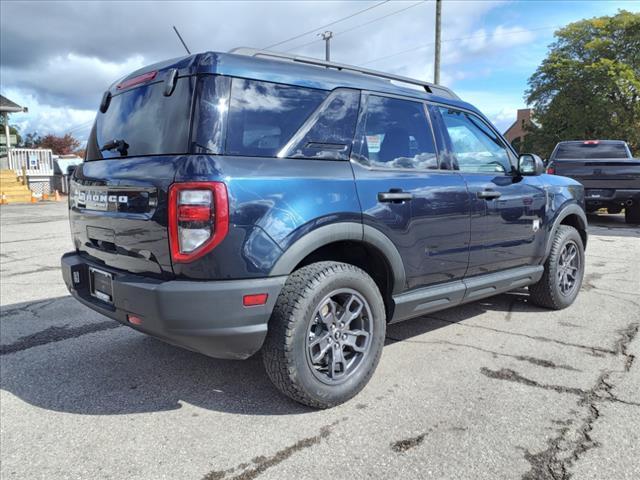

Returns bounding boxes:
[8,148,54,176]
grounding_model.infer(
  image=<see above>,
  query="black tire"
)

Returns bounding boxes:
[607,206,622,215]
[529,225,585,310]
[625,204,640,224]
[262,261,386,409]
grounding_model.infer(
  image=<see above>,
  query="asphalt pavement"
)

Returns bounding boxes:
[1,202,639,480]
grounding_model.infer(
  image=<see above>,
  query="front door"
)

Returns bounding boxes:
[351,94,470,290]
[433,106,546,275]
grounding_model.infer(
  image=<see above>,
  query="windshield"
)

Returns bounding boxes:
[555,142,629,160]
[86,76,194,160]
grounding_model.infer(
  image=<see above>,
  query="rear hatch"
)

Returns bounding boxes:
[70,60,195,278]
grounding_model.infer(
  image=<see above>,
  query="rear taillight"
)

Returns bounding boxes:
[168,182,229,263]
[547,166,555,175]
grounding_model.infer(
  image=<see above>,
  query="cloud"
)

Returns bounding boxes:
[2,89,96,143]
[2,54,145,110]
[0,0,538,139]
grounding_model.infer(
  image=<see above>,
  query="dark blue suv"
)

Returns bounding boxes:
[61,49,587,408]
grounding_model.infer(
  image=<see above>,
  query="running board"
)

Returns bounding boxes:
[390,265,544,323]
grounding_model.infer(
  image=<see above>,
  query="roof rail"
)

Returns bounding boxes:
[229,47,460,100]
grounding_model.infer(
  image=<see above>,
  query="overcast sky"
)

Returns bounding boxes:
[1,0,637,144]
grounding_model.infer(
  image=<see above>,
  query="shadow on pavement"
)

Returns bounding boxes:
[1,290,541,417]
[586,212,640,238]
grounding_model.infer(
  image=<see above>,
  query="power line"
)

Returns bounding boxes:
[262,0,390,50]
[283,0,428,54]
[65,120,94,135]
[360,24,560,66]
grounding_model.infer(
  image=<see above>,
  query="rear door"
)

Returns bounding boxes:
[70,69,197,278]
[351,93,470,290]
[432,105,546,274]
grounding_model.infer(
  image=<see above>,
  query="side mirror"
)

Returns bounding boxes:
[518,153,545,176]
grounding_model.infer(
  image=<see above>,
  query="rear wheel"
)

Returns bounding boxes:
[625,203,640,224]
[529,225,585,310]
[607,206,622,215]
[262,262,386,409]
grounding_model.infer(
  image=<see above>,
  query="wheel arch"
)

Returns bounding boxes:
[545,204,588,260]
[270,223,407,314]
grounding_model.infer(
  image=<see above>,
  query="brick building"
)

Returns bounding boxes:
[503,108,533,153]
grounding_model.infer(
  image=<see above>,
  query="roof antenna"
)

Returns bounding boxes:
[172,26,191,54]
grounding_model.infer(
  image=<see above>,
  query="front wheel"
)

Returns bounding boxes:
[262,262,386,408]
[529,225,585,310]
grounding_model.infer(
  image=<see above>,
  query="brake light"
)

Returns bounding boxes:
[168,182,229,263]
[116,70,158,90]
[547,166,555,174]
[583,140,599,145]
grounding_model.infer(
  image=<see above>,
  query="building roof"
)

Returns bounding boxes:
[0,94,27,113]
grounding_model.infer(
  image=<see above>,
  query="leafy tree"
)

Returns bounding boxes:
[0,124,22,145]
[36,133,81,155]
[21,132,42,148]
[525,10,640,158]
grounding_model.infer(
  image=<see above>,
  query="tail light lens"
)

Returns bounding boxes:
[168,182,229,263]
[547,166,555,175]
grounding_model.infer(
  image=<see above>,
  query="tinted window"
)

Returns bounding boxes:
[438,107,510,173]
[555,142,630,159]
[87,77,193,160]
[357,95,437,170]
[192,75,232,154]
[279,89,360,160]
[226,79,328,157]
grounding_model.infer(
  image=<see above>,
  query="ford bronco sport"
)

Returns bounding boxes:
[62,49,587,408]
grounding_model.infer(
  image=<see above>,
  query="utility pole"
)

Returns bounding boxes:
[319,31,333,61]
[434,0,441,84]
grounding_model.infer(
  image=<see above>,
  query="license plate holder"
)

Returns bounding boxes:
[89,267,114,304]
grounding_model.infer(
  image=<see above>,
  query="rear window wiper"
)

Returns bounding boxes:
[101,139,129,156]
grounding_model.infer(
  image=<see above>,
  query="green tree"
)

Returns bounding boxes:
[0,123,22,145]
[526,10,640,158]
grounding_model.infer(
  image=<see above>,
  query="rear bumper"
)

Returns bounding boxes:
[61,252,286,359]
[585,189,640,206]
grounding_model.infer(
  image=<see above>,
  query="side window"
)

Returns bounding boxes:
[438,107,511,173]
[356,95,438,170]
[279,89,360,160]
[226,79,328,157]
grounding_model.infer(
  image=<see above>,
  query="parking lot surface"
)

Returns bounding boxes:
[1,202,639,480]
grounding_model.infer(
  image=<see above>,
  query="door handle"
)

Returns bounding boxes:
[477,189,502,200]
[378,191,414,203]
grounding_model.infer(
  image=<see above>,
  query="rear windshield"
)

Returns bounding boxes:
[554,142,629,160]
[86,77,194,160]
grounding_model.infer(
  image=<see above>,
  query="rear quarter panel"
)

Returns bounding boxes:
[173,155,361,279]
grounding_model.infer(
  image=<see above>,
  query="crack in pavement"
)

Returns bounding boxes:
[202,420,342,480]
[424,316,616,357]
[2,265,61,278]
[1,297,70,319]
[0,321,123,355]
[386,336,581,371]
[514,322,640,479]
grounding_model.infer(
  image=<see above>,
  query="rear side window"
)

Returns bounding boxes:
[554,142,629,159]
[225,79,328,157]
[278,89,360,160]
[355,95,438,170]
[87,76,194,160]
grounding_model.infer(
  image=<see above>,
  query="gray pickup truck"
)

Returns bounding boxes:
[547,140,640,224]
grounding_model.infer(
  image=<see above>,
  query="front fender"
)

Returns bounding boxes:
[543,203,588,260]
